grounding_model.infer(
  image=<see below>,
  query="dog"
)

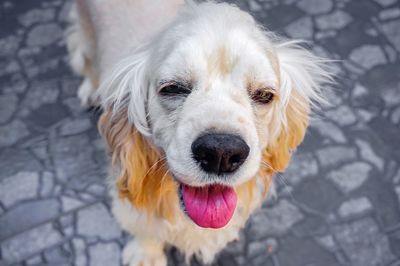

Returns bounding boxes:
[66,0,332,265]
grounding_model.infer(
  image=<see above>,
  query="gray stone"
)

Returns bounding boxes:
[18,8,56,27]
[316,146,357,167]
[384,45,397,63]
[248,241,267,257]
[343,60,365,75]
[0,35,21,57]
[393,169,400,184]
[248,0,262,11]
[333,218,395,266]
[0,171,39,207]
[60,214,74,228]
[26,23,63,47]
[285,17,313,39]
[22,79,59,110]
[61,196,85,212]
[43,245,71,264]
[395,186,400,205]
[63,226,74,237]
[0,120,29,148]
[79,193,96,203]
[352,83,369,98]
[297,0,333,14]
[327,162,372,193]
[314,235,338,252]
[310,120,347,143]
[249,199,304,237]
[3,73,28,94]
[89,242,120,266]
[380,20,400,52]
[1,223,62,264]
[86,183,107,196]
[50,135,98,184]
[325,105,357,126]
[59,118,91,136]
[316,10,353,30]
[72,238,87,266]
[379,8,400,20]
[322,87,343,107]
[381,86,400,107]
[265,238,278,254]
[40,171,55,197]
[77,204,122,240]
[0,60,20,77]
[284,152,318,185]
[355,139,384,171]
[0,199,60,239]
[392,106,400,125]
[25,254,43,265]
[374,0,398,6]
[356,109,376,123]
[338,197,373,219]
[59,1,73,22]
[63,97,86,117]
[0,94,18,123]
[349,45,387,69]
[0,149,42,179]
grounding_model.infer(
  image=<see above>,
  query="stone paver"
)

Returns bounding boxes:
[0,0,399,265]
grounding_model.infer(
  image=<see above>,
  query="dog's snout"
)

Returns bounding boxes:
[191,133,250,175]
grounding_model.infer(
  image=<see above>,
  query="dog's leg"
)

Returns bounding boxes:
[122,237,167,266]
[66,2,99,107]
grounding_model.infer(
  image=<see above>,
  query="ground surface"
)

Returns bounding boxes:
[1,0,400,265]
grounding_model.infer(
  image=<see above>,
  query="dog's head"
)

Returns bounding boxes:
[99,2,331,228]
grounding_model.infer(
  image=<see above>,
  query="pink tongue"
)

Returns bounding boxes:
[181,184,237,229]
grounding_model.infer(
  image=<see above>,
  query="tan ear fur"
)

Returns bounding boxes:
[264,90,310,173]
[98,110,179,221]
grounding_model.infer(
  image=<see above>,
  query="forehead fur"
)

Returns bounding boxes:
[149,2,278,83]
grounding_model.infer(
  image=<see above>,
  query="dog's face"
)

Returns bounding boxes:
[149,26,277,189]
[100,3,330,228]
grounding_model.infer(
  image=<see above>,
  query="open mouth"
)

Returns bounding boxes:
[179,183,237,229]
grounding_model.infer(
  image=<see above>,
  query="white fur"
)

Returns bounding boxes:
[67,1,332,265]
[111,181,264,265]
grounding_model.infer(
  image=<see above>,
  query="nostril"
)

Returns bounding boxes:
[229,154,242,165]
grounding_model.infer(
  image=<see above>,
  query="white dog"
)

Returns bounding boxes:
[67,0,332,265]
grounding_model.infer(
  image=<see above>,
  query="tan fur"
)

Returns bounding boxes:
[207,46,238,78]
[99,110,179,221]
[265,90,309,172]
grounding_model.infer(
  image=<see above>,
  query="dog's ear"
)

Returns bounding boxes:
[97,47,179,219]
[264,41,332,172]
[97,48,152,136]
[98,110,178,220]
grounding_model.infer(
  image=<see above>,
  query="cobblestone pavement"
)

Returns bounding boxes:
[1,0,400,265]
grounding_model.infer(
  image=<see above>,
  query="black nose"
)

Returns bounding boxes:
[191,133,250,175]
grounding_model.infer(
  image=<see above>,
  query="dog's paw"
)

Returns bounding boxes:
[122,239,167,266]
[77,78,96,107]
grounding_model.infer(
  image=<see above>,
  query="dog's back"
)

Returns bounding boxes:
[66,0,184,105]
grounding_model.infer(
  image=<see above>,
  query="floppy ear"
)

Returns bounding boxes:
[97,48,152,136]
[97,48,179,220]
[98,110,178,220]
[264,41,332,172]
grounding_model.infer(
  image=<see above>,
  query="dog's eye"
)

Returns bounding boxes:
[251,89,274,104]
[159,84,191,96]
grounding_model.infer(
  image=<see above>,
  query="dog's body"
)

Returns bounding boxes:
[67,1,331,265]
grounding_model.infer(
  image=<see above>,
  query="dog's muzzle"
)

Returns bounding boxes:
[191,133,250,175]
[176,133,249,229]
